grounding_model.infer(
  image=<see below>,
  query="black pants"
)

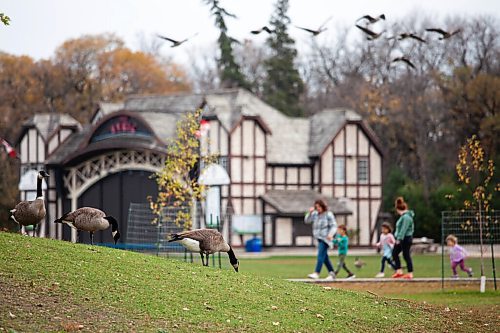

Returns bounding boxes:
[393,236,413,273]
[380,256,397,273]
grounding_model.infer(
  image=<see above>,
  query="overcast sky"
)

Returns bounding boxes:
[1,0,499,66]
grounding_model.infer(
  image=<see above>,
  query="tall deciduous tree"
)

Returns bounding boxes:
[263,0,304,117]
[203,0,249,89]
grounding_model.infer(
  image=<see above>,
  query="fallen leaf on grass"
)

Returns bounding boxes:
[182,307,189,311]
[272,322,280,326]
[271,305,278,310]
[323,286,332,290]
[316,314,324,319]
[444,307,450,312]
[9,311,16,318]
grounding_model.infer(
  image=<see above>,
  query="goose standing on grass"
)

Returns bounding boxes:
[10,170,49,236]
[354,257,366,269]
[54,207,120,245]
[169,228,239,272]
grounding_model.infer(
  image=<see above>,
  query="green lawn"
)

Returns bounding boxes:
[0,232,496,332]
[238,254,497,279]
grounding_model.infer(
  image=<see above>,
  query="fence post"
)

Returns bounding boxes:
[217,215,222,269]
[441,211,445,291]
[489,214,497,290]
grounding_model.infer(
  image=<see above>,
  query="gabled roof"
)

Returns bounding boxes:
[261,190,352,216]
[309,108,362,157]
[21,113,81,141]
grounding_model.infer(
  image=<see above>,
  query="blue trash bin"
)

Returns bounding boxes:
[245,237,262,252]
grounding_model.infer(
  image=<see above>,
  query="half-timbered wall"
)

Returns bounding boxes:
[317,122,382,245]
[266,165,313,191]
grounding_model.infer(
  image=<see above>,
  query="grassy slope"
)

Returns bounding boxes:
[0,233,494,333]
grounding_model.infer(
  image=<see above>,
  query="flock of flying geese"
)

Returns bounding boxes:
[157,13,461,70]
[10,171,239,272]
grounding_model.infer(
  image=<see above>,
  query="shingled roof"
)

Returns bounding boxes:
[46,89,379,166]
[261,190,352,216]
[22,113,81,141]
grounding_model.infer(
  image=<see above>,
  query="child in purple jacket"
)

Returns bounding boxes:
[446,235,473,278]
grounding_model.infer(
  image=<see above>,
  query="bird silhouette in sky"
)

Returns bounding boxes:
[295,16,332,36]
[355,24,385,40]
[388,32,426,43]
[392,56,416,69]
[156,33,198,47]
[356,14,386,24]
[250,26,275,35]
[425,28,461,40]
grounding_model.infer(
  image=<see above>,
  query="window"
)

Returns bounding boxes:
[334,157,345,184]
[358,158,369,183]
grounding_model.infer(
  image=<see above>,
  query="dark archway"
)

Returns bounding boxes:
[76,170,157,244]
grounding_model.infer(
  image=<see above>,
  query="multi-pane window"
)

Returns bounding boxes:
[357,158,369,183]
[334,157,345,184]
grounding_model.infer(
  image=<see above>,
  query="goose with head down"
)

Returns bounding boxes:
[169,228,239,272]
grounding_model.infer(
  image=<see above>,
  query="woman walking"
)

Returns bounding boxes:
[305,199,337,280]
[392,197,415,279]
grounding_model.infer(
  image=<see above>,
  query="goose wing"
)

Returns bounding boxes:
[425,28,447,36]
[157,34,180,44]
[296,26,318,34]
[58,207,105,222]
[12,201,44,225]
[172,229,225,251]
[356,15,375,23]
[355,24,377,37]
[409,34,426,43]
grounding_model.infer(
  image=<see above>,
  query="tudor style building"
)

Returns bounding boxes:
[16,89,383,247]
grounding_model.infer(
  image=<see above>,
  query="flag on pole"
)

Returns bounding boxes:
[1,138,18,158]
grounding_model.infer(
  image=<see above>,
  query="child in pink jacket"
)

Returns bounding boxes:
[446,235,473,278]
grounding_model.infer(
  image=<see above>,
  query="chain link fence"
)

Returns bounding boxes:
[441,210,499,290]
[125,202,227,267]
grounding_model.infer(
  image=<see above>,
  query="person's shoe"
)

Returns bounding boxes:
[307,272,320,279]
[324,272,336,281]
[346,274,356,280]
[392,272,404,278]
[402,273,413,279]
[452,274,459,280]
[375,272,385,278]
[467,268,473,277]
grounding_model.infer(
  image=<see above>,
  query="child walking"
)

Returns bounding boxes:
[333,225,355,279]
[375,222,397,278]
[446,235,473,278]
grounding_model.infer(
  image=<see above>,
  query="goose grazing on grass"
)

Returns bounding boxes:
[169,228,239,272]
[354,257,366,269]
[10,170,49,236]
[54,207,120,245]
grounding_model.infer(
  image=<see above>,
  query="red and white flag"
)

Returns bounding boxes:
[1,138,18,158]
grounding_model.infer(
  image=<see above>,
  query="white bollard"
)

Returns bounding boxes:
[480,275,486,293]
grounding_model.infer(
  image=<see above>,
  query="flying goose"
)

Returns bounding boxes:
[388,32,426,43]
[169,228,239,272]
[392,56,416,69]
[295,16,332,36]
[425,28,461,40]
[10,170,49,236]
[54,207,120,245]
[355,24,385,40]
[250,26,275,35]
[157,33,198,47]
[356,14,386,24]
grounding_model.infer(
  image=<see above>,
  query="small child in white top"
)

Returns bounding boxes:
[375,222,397,278]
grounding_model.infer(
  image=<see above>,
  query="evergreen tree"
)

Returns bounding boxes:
[204,0,250,89]
[263,0,304,117]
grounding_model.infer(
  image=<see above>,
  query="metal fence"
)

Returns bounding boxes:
[126,202,226,268]
[441,210,499,290]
